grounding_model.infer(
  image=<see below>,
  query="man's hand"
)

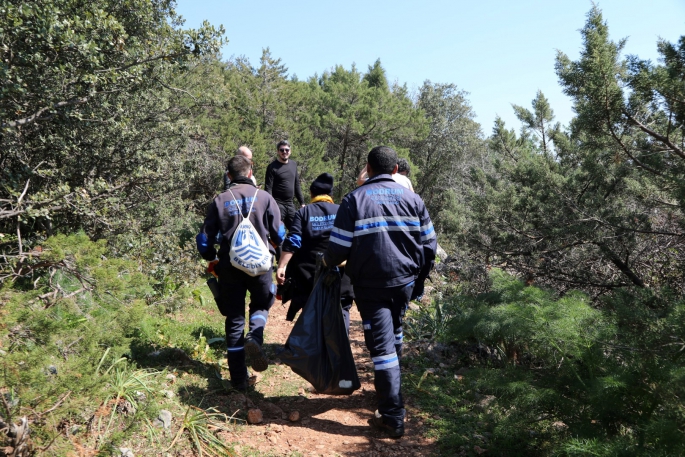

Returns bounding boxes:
[276,266,287,285]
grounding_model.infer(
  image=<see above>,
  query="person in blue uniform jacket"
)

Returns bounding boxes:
[276,173,354,329]
[324,146,437,438]
[196,156,286,391]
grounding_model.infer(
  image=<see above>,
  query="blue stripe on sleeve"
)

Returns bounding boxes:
[331,231,353,242]
[286,233,302,249]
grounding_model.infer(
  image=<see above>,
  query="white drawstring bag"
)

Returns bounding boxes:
[227,188,272,276]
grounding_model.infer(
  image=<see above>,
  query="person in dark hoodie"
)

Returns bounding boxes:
[196,155,286,391]
[276,173,354,329]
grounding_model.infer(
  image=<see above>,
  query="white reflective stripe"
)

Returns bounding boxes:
[363,323,371,330]
[330,236,352,248]
[356,216,419,226]
[420,223,434,232]
[227,347,244,352]
[250,315,267,324]
[421,231,436,242]
[395,333,404,341]
[339,380,353,388]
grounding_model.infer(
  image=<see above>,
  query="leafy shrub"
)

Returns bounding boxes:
[434,269,685,455]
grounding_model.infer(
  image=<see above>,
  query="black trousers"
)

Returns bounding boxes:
[276,201,298,230]
[354,281,413,429]
[218,264,275,386]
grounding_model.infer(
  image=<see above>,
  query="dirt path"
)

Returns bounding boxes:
[213,298,437,457]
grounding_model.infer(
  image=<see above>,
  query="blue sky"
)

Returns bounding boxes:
[175,0,684,135]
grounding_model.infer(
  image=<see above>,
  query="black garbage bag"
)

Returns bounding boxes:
[278,264,361,395]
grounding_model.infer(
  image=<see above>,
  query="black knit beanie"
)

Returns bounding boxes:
[310,173,334,196]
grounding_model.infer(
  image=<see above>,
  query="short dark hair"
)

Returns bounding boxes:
[397,158,410,175]
[276,140,290,150]
[227,156,251,178]
[367,146,397,175]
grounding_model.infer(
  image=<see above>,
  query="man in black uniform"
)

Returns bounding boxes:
[275,173,354,328]
[324,146,437,438]
[264,140,305,230]
[196,156,286,390]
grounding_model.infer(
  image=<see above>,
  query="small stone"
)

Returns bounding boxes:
[288,411,300,422]
[165,373,176,383]
[47,365,58,375]
[425,368,436,374]
[153,410,172,429]
[134,391,147,403]
[269,424,284,433]
[247,408,263,424]
[160,389,174,399]
[119,448,134,457]
[408,303,420,311]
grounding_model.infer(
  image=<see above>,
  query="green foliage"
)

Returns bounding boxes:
[0,0,225,271]
[449,269,607,365]
[463,7,685,295]
[0,232,228,454]
[423,270,685,455]
[412,81,487,235]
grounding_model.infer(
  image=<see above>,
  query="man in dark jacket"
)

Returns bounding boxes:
[324,146,437,438]
[264,140,305,230]
[275,173,354,328]
[197,156,286,390]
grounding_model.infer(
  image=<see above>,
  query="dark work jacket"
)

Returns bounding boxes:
[324,174,437,288]
[196,180,286,270]
[283,201,353,298]
[264,159,305,206]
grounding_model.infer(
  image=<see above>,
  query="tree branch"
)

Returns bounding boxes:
[624,110,685,161]
[2,97,89,129]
